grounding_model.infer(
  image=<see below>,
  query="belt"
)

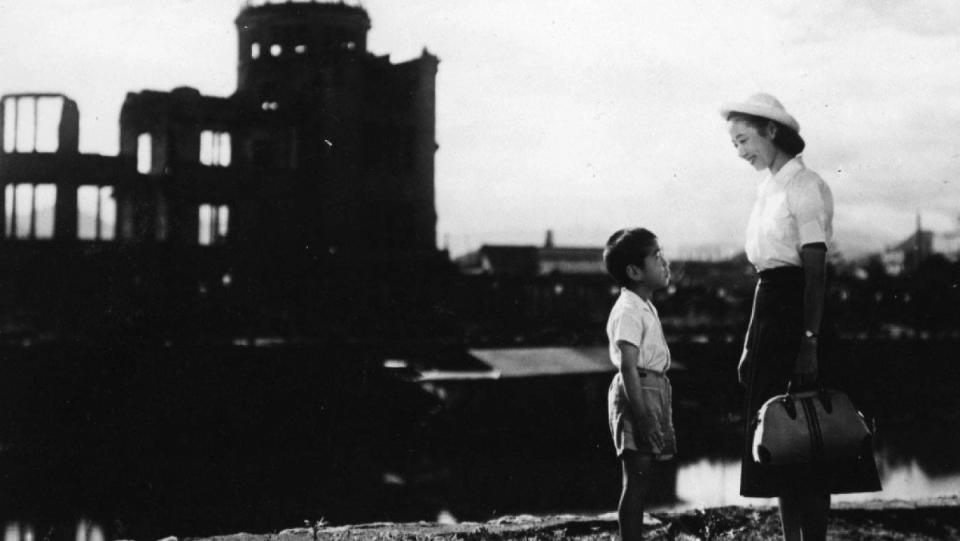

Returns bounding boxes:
[757,266,803,285]
[637,367,669,378]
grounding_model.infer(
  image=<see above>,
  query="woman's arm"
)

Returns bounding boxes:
[796,243,827,385]
[737,282,760,386]
[618,341,664,449]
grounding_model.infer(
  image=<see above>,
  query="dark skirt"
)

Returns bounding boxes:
[739,266,882,497]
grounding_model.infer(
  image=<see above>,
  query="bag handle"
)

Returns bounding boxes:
[786,380,824,394]
[785,381,833,414]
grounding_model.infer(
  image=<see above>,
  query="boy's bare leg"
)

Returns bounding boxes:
[619,451,654,541]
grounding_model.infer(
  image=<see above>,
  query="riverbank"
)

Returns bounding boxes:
[188,497,960,540]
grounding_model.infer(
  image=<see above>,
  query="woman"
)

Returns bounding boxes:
[721,93,880,541]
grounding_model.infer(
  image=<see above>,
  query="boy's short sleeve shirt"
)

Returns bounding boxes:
[606,288,671,373]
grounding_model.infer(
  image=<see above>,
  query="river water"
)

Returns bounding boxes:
[1,339,958,539]
[668,337,960,510]
[404,338,960,522]
[673,451,960,511]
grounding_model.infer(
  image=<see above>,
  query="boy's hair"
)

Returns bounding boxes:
[726,111,806,156]
[603,228,658,287]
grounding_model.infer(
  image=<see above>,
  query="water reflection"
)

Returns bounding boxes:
[1,340,958,536]
[671,455,960,511]
[672,459,746,510]
[865,459,960,502]
[411,338,960,520]
[74,520,106,541]
[2,520,104,541]
[4,523,34,541]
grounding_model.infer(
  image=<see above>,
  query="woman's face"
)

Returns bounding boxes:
[728,119,777,172]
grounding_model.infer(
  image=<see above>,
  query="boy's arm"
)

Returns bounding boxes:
[617,341,665,450]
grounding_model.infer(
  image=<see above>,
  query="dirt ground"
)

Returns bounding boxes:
[188,497,960,541]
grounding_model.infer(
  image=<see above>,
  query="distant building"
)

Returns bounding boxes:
[883,213,960,275]
[452,232,610,345]
[933,226,960,261]
[456,235,605,277]
[882,230,930,276]
[452,231,755,345]
[671,242,743,262]
[0,1,451,340]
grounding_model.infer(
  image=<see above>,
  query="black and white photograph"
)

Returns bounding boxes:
[0,1,959,539]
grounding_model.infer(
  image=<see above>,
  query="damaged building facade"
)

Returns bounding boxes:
[0,1,452,341]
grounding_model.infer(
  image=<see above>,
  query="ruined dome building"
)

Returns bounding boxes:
[0,1,448,340]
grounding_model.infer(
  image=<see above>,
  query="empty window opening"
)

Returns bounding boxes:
[270,44,282,57]
[35,97,63,152]
[1,96,64,153]
[251,42,261,59]
[4,183,57,239]
[4,522,37,541]
[14,97,36,153]
[77,185,116,241]
[198,204,229,246]
[217,205,229,238]
[294,44,307,54]
[200,130,232,167]
[136,133,152,174]
[2,99,15,153]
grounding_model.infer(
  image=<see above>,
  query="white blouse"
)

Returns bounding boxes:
[745,157,834,271]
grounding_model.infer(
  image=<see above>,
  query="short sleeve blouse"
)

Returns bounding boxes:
[745,157,834,271]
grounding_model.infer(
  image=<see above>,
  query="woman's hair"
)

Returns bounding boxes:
[603,228,658,287]
[727,112,806,156]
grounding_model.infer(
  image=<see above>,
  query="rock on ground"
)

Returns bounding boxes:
[182,497,960,541]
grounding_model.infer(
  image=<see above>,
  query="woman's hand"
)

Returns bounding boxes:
[737,347,751,386]
[793,337,818,386]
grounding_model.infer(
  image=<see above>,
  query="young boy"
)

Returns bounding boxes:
[603,228,676,541]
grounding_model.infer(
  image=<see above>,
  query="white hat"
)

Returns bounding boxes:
[719,93,800,133]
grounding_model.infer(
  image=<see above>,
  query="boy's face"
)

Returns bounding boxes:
[628,240,671,290]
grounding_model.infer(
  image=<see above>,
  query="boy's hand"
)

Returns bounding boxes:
[633,418,665,453]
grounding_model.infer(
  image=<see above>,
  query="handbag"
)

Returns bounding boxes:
[752,385,873,465]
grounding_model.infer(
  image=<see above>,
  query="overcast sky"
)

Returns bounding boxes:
[1,0,958,258]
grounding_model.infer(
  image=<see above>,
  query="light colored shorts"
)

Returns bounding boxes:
[608,370,676,460]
